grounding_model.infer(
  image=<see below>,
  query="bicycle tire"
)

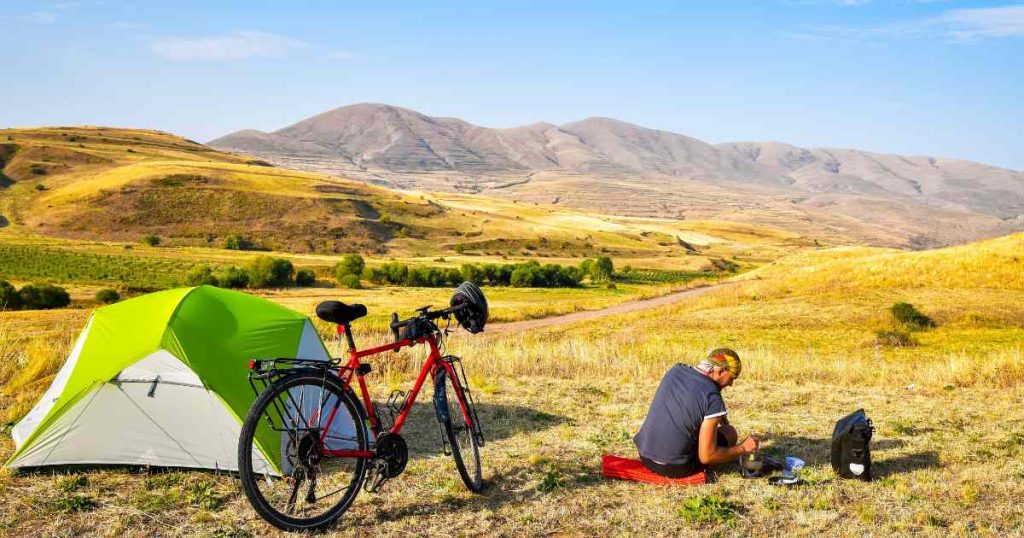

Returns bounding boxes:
[238,371,369,532]
[433,367,485,492]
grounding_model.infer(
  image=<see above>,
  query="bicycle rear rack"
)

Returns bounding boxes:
[246,357,343,399]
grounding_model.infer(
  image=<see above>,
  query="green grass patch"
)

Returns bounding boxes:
[0,242,199,289]
[49,493,98,513]
[678,495,739,524]
[55,474,88,493]
[537,467,564,493]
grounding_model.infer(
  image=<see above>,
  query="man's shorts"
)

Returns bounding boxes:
[640,430,731,478]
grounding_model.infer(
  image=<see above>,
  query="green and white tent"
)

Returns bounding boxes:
[5,285,331,471]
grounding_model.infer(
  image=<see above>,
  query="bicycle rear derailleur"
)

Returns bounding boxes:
[364,432,408,493]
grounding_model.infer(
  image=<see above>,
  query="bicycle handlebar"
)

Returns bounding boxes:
[389,303,468,341]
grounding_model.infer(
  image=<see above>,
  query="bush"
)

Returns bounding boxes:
[247,256,293,288]
[34,183,47,191]
[95,288,120,304]
[875,329,918,347]
[334,254,366,283]
[18,283,71,310]
[141,234,161,247]
[461,263,484,284]
[295,269,316,287]
[890,302,935,329]
[0,280,22,310]
[338,274,362,289]
[185,265,219,287]
[219,266,250,289]
[223,234,255,251]
[453,243,466,254]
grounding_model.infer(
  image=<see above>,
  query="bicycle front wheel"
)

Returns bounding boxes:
[238,371,369,532]
[434,366,485,492]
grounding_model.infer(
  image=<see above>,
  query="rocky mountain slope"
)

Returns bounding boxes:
[210,103,1024,247]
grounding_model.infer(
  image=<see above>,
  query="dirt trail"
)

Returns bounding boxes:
[486,283,732,334]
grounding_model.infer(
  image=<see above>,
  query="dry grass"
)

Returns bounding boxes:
[1,233,1023,535]
[1,376,1021,536]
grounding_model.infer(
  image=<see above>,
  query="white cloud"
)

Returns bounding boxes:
[785,4,1024,41]
[938,5,1024,39]
[327,50,356,60]
[107,21,147,30]
[14,1,81,24]
[150,31,308,61]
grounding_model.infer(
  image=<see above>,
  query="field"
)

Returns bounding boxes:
[1,232,1022,536]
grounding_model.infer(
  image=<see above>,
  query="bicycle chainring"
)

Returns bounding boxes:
[375,432,409,479]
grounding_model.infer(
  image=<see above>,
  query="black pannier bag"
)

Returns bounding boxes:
[831,409,874,480]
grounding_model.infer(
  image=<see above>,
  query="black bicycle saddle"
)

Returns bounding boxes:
[315,301,367,325]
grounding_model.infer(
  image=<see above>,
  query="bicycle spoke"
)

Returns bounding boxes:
[239,373,368,531]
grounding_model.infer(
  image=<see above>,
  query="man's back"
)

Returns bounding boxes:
[634,364,727,467]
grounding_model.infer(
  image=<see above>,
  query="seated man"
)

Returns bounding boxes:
[633,348,758,477]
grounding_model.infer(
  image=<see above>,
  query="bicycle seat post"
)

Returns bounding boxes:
[338,323,356,352]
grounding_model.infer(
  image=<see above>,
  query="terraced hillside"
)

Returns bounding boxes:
[0,127,819,265]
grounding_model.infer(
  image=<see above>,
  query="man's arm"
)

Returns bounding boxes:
[697,417,757,465]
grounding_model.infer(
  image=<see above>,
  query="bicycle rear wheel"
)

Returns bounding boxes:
[238,371,368,532]
[433,366,484,492]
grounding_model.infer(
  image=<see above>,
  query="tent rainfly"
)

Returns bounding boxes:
[5,285,331,472]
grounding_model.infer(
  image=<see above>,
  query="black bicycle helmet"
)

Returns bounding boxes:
[450,281,488,333]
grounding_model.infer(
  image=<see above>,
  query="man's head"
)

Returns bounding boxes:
[695,348,742,389]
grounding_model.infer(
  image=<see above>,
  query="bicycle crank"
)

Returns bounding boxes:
[365,433,408,493]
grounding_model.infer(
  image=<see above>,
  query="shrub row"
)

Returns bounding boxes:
[0,280,70,310]
[185,256,317,289]
[332,255,613,289]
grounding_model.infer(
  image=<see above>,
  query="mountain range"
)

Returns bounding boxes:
[210,103,1024,248]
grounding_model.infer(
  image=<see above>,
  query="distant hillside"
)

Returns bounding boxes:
[0,126,810,264]
[210,103,1024,248]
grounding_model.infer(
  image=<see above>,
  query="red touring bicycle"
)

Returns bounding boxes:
[237,282,489,532]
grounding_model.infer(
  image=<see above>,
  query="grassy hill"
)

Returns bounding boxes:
[453,231,1024,389]
[0,127,816,267]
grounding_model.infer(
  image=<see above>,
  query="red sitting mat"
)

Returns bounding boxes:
[602,455,707,486]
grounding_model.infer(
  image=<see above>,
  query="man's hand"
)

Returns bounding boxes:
[739,435,759,455]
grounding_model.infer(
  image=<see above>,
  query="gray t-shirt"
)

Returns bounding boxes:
[634,364,727,466]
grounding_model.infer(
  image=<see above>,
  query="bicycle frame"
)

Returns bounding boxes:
[319,323,476,460]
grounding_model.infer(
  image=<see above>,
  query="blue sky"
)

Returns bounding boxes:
[2,1,1022,170]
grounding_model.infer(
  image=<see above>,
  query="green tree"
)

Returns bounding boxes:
[185,265,219,287]
[18,283,71,310]
[334,254,366,283]
[295,269,316,287]
[141,234,161,247]
[460,263,483,284]
[0,280,22,310]
[591,256,614,282]
[247,256,294,288]
[94,288,120,304]
[223,234,254,250]
[219,266,250,289]
[338,273,362,289]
